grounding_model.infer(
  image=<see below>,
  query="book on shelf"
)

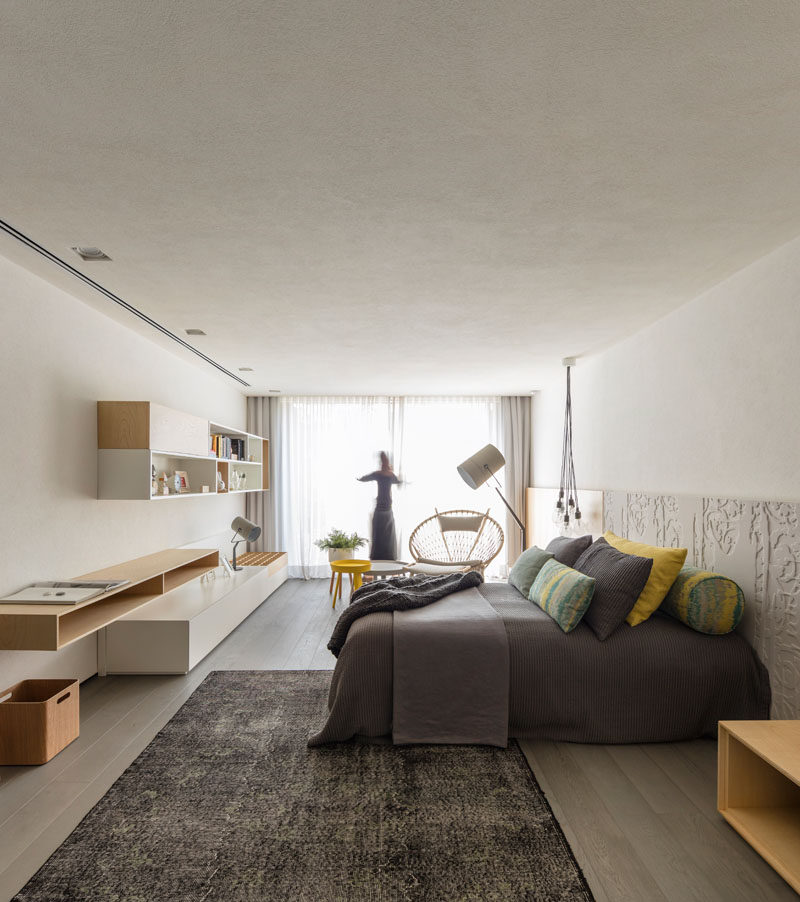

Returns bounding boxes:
[210,434,246,461]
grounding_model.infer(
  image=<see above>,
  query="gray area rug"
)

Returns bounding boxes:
[15,671,593,901]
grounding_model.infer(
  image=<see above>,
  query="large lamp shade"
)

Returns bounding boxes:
[457,443,506,490]
[230,516,262,570]
[231,516,261,543]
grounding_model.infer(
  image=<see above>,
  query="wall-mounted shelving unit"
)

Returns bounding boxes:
[0,548,219,651]
[97,402,268,500]
[209,420,269,494]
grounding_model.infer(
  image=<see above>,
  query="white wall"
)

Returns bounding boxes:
[0,254,246,687]
[533,233,800,502]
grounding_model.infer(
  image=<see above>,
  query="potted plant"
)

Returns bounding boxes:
[315,528,368,562]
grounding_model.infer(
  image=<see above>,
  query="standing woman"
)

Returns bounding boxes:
[357,452,401,560]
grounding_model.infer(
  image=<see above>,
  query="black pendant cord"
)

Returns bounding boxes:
[557,365,580,529]
[557,370,570,514]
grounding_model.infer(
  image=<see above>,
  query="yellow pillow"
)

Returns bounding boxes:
[603,531,688,626]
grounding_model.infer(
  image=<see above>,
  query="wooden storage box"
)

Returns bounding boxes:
[0,679,79,765]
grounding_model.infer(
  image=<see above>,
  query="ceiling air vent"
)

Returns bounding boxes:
[238,367,254,372]
[185,328,206,336]
[72,246,111,261]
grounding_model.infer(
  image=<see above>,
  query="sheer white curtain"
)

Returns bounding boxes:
[272,395,504,578]
[272,397,395,578]
[393,397,503,568]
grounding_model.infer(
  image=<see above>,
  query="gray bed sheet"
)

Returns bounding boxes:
[307,582,771,746]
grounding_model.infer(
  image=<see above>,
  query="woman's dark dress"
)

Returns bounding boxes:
[359,471,399,560]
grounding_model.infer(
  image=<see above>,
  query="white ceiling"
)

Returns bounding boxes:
[3,1,800,394]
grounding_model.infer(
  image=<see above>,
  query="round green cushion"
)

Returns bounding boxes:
[660,566,744,635]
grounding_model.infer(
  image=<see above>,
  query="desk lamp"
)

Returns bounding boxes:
[230,516,262,570]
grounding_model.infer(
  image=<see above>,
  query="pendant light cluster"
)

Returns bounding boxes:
[552,358,583,536]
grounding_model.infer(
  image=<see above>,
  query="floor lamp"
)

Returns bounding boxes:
[457,444,526,552]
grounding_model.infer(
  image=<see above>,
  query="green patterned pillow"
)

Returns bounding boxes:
[529,559,596,633]
[661,566,744,635]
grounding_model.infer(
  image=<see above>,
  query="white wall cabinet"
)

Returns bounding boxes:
[105,554,288,673]
[97,402,269,500]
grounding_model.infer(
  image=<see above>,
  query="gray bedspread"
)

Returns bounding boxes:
[393,587,509,747]
[307,582,771,746]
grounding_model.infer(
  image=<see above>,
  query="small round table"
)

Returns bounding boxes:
[329,559,372,608]
[363,560,408,581]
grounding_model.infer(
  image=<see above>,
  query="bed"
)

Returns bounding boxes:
[308,581,771,746]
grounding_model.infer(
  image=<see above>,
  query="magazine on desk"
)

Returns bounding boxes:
[0,580,131,605]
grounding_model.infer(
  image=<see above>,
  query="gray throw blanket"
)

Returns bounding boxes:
[327,571,483,657]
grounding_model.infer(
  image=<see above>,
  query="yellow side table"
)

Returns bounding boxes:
[329,559,372,609]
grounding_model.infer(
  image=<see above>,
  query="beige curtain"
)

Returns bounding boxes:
[245,396,278,552]
[501,396,531,565]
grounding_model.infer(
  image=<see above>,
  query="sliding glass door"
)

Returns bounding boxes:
[272,396,504,578]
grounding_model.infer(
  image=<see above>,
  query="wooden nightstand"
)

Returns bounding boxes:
[718,721,800,893]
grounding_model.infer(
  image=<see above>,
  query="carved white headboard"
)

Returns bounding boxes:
[604,491,800,719]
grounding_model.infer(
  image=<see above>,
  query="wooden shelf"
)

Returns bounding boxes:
[719,720,800,893]
[0,549,219,651]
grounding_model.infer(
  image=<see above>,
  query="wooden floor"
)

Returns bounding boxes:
[0,578,795,901]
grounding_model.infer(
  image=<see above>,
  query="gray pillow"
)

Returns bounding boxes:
[508,546,554,597]
[545,534,593,568]
[574,537,654,640]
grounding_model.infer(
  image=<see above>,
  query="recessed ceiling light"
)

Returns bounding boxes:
[72,246,111,261]
[238,367,254,372]
[268,389,281,394]
[185,328,206,336]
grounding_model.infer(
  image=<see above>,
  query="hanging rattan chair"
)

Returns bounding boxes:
[407,508,504,576]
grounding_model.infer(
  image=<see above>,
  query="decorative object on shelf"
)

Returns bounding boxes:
[158,472,168,495]
[552,358,583,536]
[230,516,262,570]
[174,470,190,493]
[315,528,368,562]
[457,444,525,551]
[201,485,210,493]
[217,471,226,493]
[228,469,248,490]
[151,464,157,495]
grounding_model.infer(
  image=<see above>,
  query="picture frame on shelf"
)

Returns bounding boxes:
[174,470,190,493]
